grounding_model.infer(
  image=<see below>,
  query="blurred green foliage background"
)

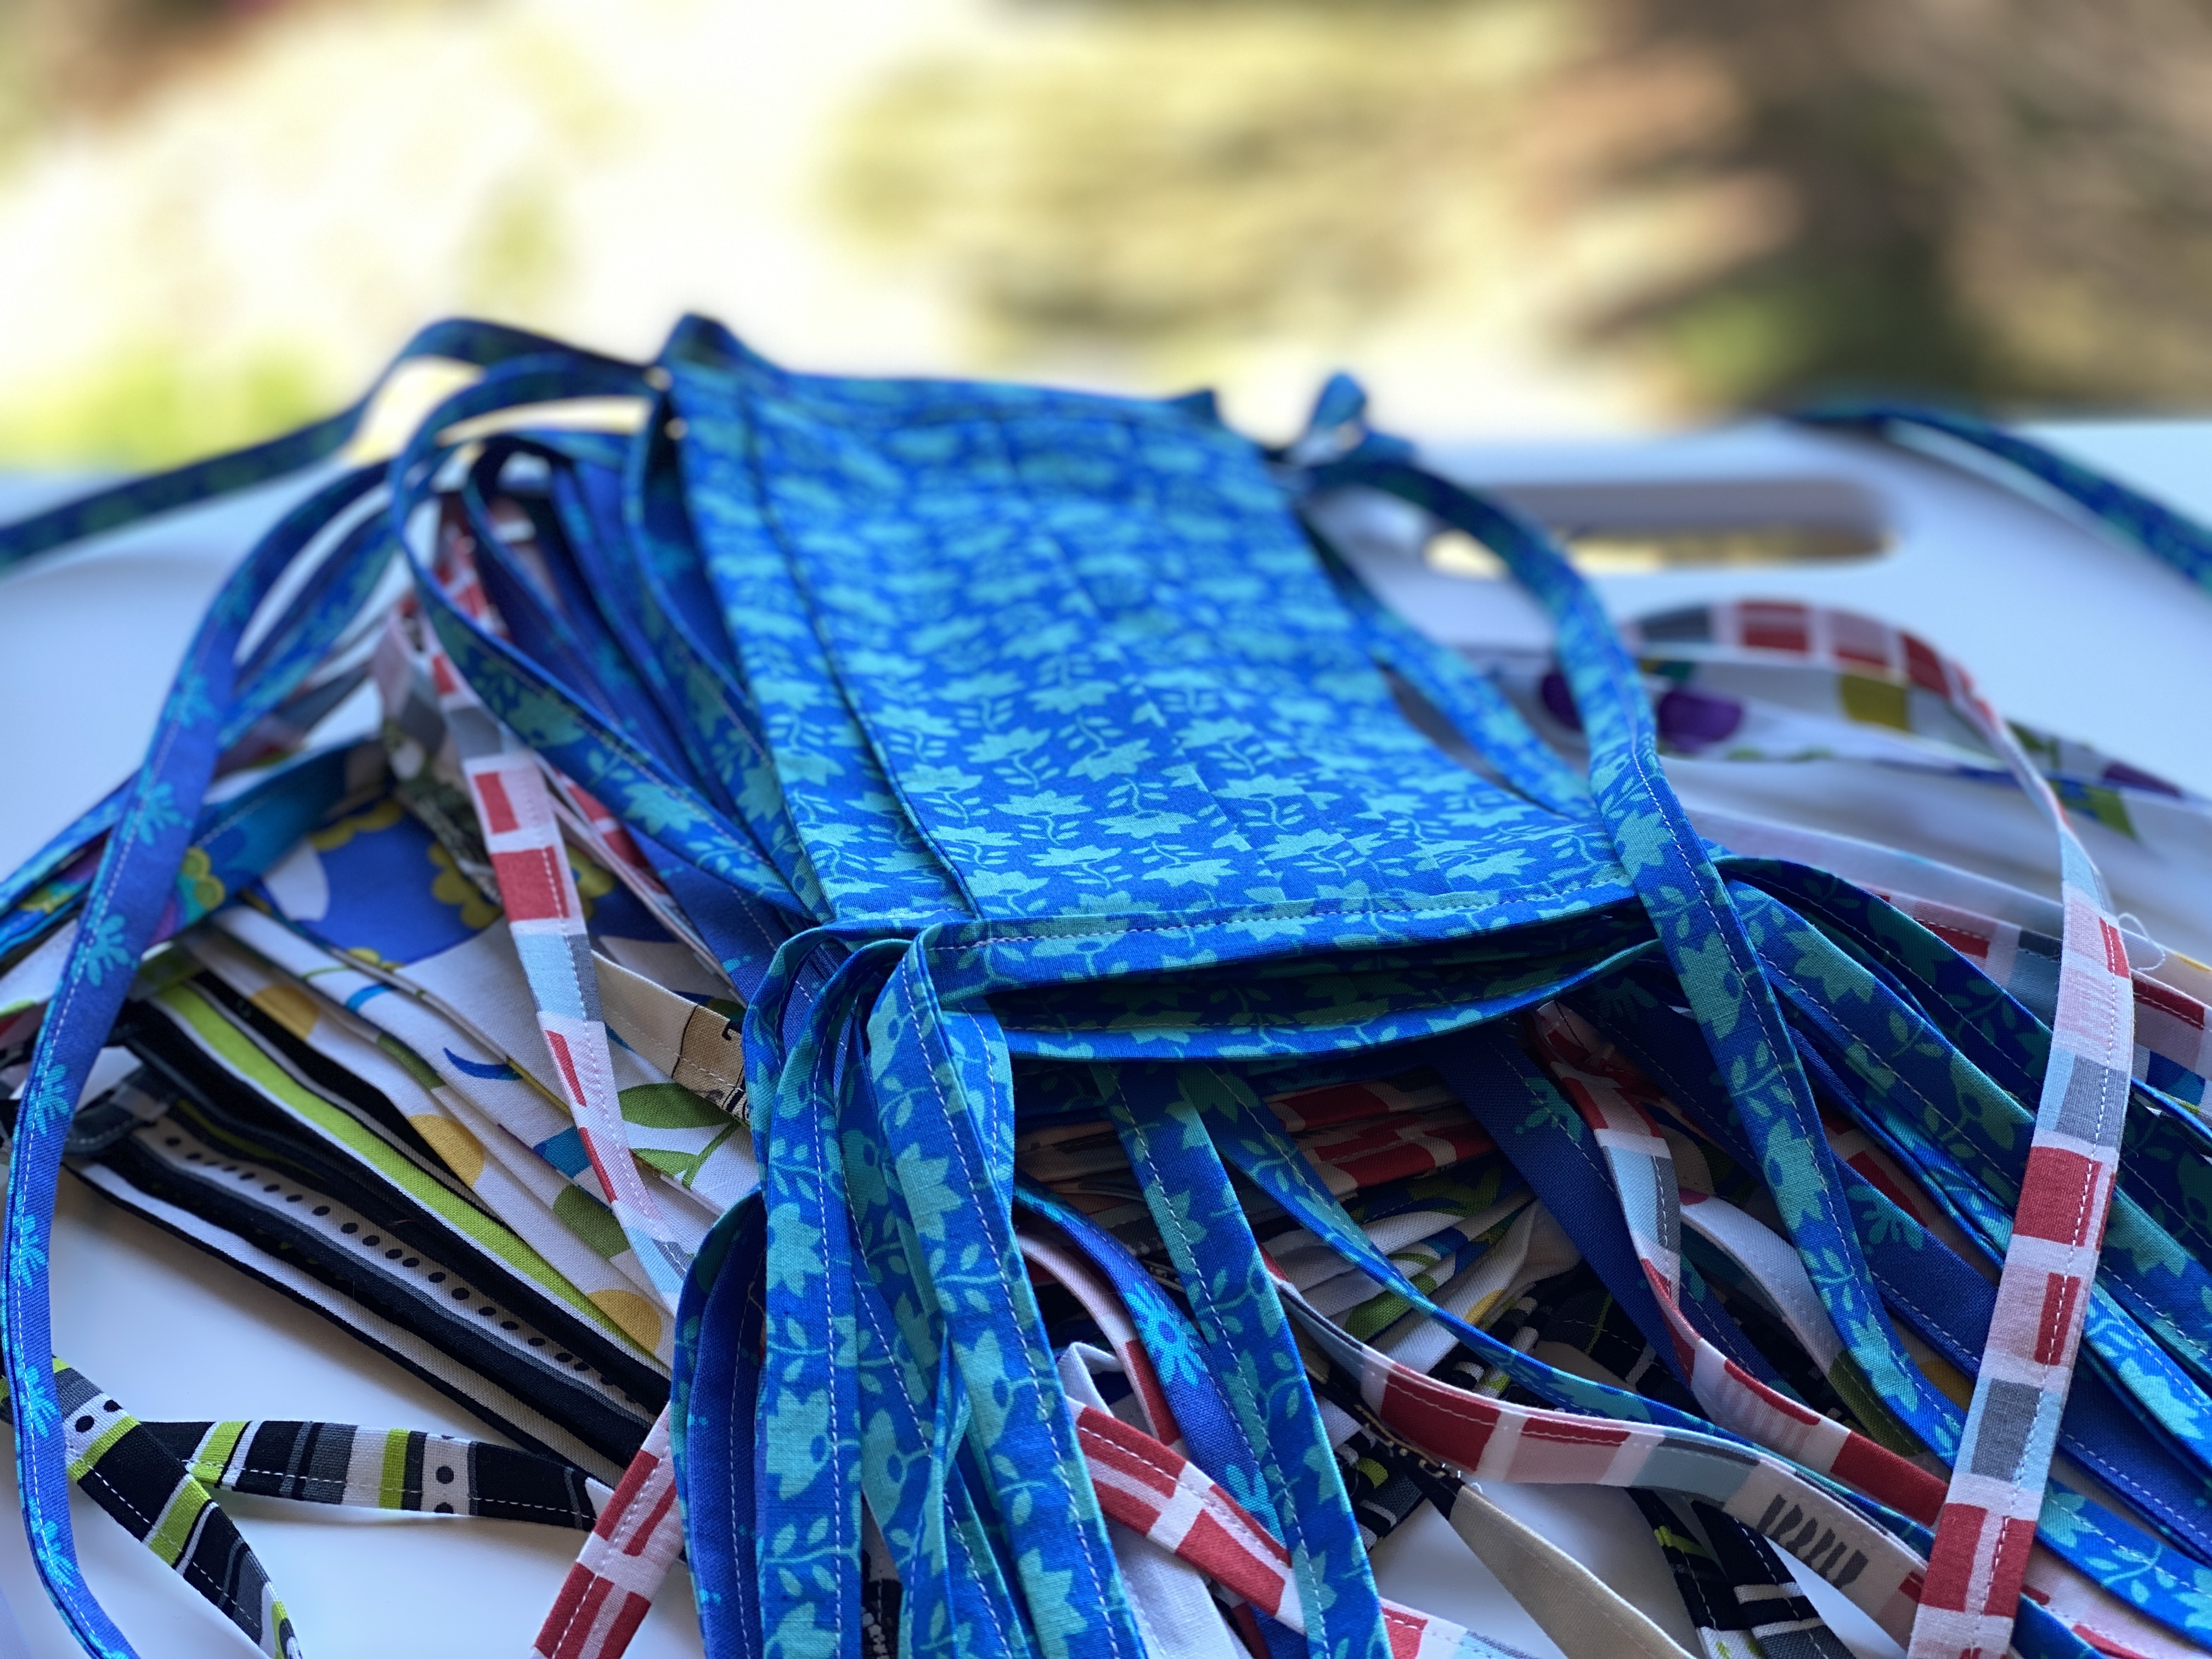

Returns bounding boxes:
[3,0,2209,465]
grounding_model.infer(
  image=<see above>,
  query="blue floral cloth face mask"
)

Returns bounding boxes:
[3,314,2211,1659]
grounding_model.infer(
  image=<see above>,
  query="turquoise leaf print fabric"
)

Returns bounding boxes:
[6,313,2212,1659]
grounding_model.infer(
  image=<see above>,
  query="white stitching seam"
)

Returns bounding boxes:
[898,965,1134,1659]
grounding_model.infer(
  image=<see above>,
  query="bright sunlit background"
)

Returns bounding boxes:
[3,0,2210,464]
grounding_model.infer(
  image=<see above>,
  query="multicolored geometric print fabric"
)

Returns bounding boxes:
[2,317,2210,1659]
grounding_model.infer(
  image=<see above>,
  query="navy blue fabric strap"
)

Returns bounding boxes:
[1311,449,1947,1457]
[457,445,694,776]
[1432,1024,1791,1390]
[389,363,806,930]
[1425,1024,1686,1378]
[543,453,751,829]
[1574,957,2212,1643]
[603,403,830,911]
[1011,1182,1286,1537]
[673,1193,766,1659]
[1010,1185,1307,1659]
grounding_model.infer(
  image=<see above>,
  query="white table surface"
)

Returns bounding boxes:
[3,416,2206,1659]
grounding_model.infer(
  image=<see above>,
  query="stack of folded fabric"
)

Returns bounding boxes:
[1,319,2208,1659]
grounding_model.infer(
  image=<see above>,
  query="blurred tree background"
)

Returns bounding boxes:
[0,0,268,140]
[837,0,2212,411]
[2,0,2209,465]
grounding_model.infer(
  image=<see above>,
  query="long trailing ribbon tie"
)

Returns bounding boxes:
[2,321,2209,1659]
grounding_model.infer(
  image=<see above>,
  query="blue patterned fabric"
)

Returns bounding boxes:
[3,465,399,1659]
[15,320,2212,1659]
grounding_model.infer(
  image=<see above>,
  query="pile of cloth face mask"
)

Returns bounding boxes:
[1,320,2209,1659]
